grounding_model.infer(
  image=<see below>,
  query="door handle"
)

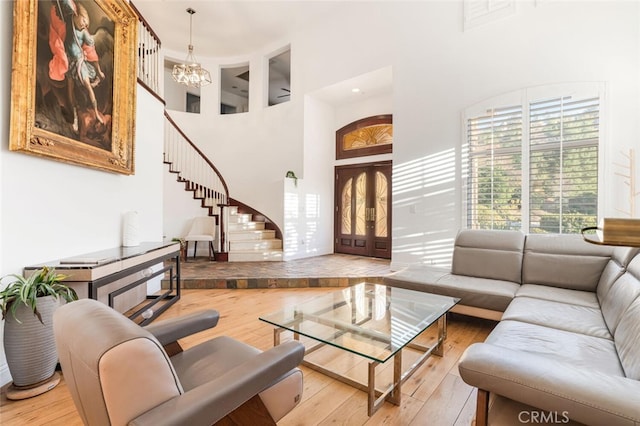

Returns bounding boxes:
[365,208,376,222]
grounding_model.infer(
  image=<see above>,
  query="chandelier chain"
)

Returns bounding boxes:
[172,7,212,88]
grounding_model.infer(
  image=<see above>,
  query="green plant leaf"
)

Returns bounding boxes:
[0,267,77,323]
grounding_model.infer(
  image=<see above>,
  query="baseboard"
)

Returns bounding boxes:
[1,361,11,387]
[389,261,410,272]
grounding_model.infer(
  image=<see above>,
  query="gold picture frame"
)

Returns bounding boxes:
[10,0,138,174]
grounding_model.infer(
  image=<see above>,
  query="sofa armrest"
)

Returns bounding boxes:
[143,310,219,345]
[129,341,305,426]
[459,343,640,426]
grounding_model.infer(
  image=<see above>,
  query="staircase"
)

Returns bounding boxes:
[137,17,283,263]
[164,113,283,262]
[227,206,283,261]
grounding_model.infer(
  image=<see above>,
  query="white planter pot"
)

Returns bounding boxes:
[3,296,60,387]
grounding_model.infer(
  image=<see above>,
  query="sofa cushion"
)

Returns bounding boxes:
[522,234,613,291]
[452,229,525,284]
[384,265,519,312]
[599,254,640,335]
[501,297,611,339]
[596,247,640,300]
[383,265,450,290]
[515,284,599,309]
[432,274,519,311]
[386,271,518,312]
[484,320,624,376]
[614,296,640,380]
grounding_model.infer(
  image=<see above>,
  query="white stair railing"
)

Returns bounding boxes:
[163,113,229,207]
[164,113,230,251]
[133,3,161,95]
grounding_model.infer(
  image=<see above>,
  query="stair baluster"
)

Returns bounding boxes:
[163,113,230,254]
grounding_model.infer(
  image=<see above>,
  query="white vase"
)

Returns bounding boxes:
[3,296,60,386]
[122,211,141,247]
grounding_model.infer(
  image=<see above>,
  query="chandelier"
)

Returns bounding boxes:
[172,8,212,88]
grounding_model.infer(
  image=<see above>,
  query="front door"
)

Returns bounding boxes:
[335,161,391,259]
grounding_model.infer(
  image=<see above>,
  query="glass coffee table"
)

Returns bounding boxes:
[259,283,459,416]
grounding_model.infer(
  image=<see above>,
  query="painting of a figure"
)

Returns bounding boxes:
[10,0,137,174]
[35,0,115,151]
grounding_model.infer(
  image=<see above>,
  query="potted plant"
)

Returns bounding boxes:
[285,170,298,187]
[0,266,78,399]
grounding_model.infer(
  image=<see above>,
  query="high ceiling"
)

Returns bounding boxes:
[132,1,341,57]
[133,1,393,107]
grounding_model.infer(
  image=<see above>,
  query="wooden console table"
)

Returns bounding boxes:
[24,241,181,325]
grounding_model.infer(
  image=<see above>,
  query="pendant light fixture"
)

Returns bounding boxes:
[172,8,212,88]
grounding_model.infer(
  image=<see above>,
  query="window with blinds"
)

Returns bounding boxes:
[464,85,601,234]
[466,106,523,230]
[529,96,599,233]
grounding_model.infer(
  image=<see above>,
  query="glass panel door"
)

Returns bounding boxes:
[335,161,391,258]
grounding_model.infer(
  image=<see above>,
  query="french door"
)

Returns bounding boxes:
[334,161,391,259]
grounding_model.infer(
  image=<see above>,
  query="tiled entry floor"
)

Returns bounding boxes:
[174,253,393,289]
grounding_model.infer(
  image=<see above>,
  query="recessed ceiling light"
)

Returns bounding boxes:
[352,88,361,93]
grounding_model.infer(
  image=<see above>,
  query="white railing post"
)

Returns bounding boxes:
[163,115,229,246]
[135,9,161,95]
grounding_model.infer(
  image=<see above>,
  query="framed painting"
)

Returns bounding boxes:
[336,115,393,160]
[10,0,138,174]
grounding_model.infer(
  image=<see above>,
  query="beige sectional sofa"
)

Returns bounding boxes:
[383,229,640,426]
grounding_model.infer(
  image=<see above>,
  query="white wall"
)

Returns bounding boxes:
[389,1,639,268]
[0,1,165,385]
[162,164,217,256]
[289,88,394,260]
[0,0,8,388]
[163,45,304,243]
[162,3,396,260]
[283,96,335,260]
[1,0,638,388]
[162,1,639,267]
[334,91,394,168]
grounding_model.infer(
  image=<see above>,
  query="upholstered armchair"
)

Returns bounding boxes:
[53,299,304,425]
[184,216,217,261]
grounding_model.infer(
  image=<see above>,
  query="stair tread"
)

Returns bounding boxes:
[229,248,284,253]
[230,238,282,241]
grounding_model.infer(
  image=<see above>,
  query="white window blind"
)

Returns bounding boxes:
[466,105,523,230]
[464,85,601,234]
[529,96,599,233]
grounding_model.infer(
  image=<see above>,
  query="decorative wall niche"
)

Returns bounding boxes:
[268,49,291,106]
[220,64,250,114]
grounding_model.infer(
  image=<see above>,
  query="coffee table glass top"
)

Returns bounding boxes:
[259,283,459,363]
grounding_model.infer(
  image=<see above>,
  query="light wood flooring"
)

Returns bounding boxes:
[0,288,496,426]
